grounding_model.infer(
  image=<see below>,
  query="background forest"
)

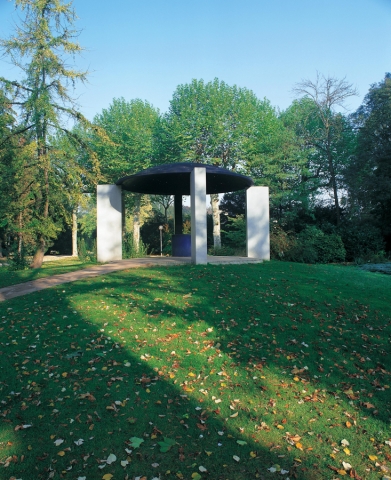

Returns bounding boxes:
[0,1,390,269]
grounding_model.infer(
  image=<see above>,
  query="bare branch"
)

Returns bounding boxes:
[292,72,358,111]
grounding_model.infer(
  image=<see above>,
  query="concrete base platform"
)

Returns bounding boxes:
[0,256,262,302]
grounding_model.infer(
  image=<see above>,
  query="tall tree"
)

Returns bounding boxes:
[93,98,160,250]
[348,74,391,236]
[292,73,358,225]
[165,78,263,248]
[0,0,95,267]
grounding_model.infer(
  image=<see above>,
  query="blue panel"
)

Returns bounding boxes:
[172,234,191,257]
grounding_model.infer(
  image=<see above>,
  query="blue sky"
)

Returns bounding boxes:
[1,0,390,120]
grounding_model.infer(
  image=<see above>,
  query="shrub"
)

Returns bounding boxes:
[270,223,296,259]
[7,250,31,271]
[284,226,346,264]
[77,238,89,261]
[339,223,385,262]
[123,232,147,258]
[221,215,246,248]
[7,242,34,271]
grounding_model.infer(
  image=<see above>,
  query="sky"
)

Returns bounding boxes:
[0,0,391,121]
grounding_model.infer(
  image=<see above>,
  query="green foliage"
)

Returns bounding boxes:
[123,232,147,259]
[339,223,385,262]
[77,237,96,262]
[348,74,391,235]
[208,245,238,256]
[93,98,160,182]
[270,223,296,260]
[165,78,262,168]
[0,0,98,268]
[221,215,246,248]
[7,244,32,271]
[77,238,88,262]
[285,226,346,264]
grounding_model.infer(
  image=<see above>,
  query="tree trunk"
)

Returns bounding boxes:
[133,194,141,253]
[72,208,78,257]
[31,158,49,269]
[18,212,23,254]
[31,237,46,268]
[211,193,221,249]
[327,144,341,225]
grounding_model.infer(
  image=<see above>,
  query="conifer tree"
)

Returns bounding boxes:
[0,0,97,267]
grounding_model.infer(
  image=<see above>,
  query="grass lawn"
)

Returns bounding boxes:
[0,261,390,480]
[0,258,95,289]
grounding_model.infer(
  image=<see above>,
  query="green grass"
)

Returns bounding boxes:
[0,261,390,480]
[0,258,96,289]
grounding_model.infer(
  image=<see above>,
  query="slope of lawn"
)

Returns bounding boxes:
[0,261,390,480]
[0,258,95,289]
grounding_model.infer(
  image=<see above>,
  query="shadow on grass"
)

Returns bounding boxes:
[0,262,390,479]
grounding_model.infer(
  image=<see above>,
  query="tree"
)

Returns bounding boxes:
[151,195,174,224]
[93,98,160,250]
[348,74,391,238]
[0,0,96,268]
[244,102,312,227]
[165,78,263,248]
[292,73,358,225]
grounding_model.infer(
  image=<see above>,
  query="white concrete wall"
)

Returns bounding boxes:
[97,185,123,262]
[190,167,207,264]
[246,186,270,260]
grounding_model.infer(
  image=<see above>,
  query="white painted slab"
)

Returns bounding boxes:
[97,185,123,262]
[190,167,207,264]
[246,186,270,260]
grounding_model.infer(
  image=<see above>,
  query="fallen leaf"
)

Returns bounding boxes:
[158,437,176,452]
[129,437,144,449]
[342,461,352,470]
[106,453,116,464]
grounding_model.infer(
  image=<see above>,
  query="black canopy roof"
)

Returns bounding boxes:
[116,162,253,195]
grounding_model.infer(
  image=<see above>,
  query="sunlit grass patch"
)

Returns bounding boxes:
[0,257,96,289]
[0,261,390,479]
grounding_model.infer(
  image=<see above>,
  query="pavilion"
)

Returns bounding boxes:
[96,163,270,264]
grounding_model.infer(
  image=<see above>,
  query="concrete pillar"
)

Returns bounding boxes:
[97,185,123,262]
[246,186,270,260]
[174,194,183,234]
[190,167,207,264]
